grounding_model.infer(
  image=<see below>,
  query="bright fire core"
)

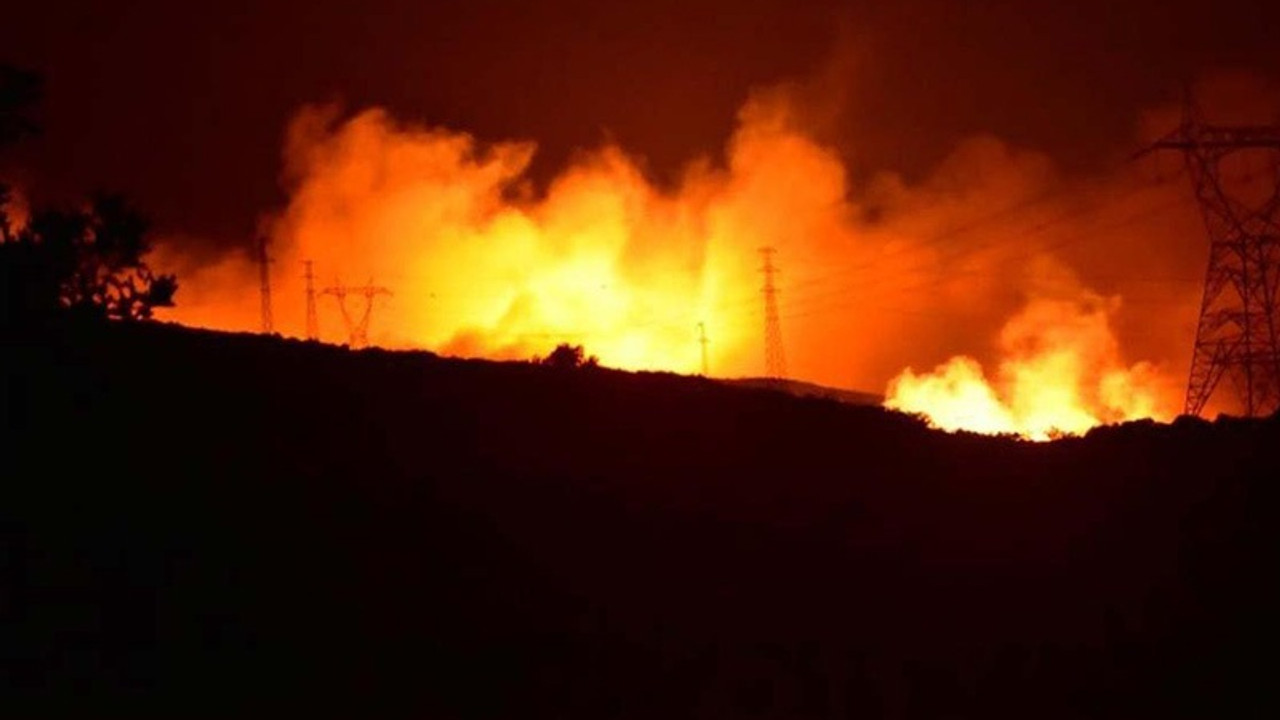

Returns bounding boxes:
[884,296,1176,440]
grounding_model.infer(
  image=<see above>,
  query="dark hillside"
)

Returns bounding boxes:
[719,377,882,405]
[3,320,1279,717]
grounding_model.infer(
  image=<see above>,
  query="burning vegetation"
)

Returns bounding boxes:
[885,290,1177,440]
[149,77,1280,439]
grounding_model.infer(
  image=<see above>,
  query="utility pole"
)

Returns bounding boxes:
[697,321,709,376]
[256,235,273,334]
[759,247,787,380]
[319,279,393,349]
[1138,91,1280,417]
[303,260,319,341]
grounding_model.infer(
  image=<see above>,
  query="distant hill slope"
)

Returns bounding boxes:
[3,319,1279,717]
[721,376,883,405]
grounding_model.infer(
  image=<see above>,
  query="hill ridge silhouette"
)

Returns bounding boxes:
[3,318,1278,716]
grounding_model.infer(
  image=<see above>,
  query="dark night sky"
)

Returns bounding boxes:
[5,0,1280,249]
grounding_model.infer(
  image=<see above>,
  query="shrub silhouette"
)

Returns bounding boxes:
[539,343,599,369]
[1,66,175,326]
[1,191,177,325]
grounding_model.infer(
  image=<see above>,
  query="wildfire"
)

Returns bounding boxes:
[885,295,1178,440]
[158,98,843,374]
[153,88,1200,435]
[1,184,30,235]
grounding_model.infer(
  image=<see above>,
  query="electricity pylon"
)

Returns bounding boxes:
[320,279,392,349]
[303,260,319,341]
[256,236,273,334]
[1139,94,1280,417]
[697,321,709,376]
[759,247,787,379]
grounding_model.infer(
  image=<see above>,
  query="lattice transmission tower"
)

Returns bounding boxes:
[320,280,392,349]
[303,260,319,341]
[256,235,273,334]
[1140,95,1280,417]
[697,321,709,376]
[759,247,787,379]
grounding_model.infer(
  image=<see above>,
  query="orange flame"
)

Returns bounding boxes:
[885,294,1179,440]
[159,98,855,375]
[1,184,30,236]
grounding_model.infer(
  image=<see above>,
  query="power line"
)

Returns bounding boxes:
[780,170,1187,311]
[773,188,1197,324]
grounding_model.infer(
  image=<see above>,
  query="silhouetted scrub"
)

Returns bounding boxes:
[538,343,599,369]
[1,67,173,329]
[1,190,176,327]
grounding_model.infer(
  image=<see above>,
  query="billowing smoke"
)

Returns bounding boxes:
[153,71,1278,435]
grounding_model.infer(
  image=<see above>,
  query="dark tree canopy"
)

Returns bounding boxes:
[539,343,599,369]
[2,192,177,325]
[1,66,174,326]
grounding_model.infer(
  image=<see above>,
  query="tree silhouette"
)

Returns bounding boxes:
[0,65,175,326]
[2,193,177,325]
[539,343,599,369]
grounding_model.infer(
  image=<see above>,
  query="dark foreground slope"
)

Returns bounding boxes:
[3,320,1279,717]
